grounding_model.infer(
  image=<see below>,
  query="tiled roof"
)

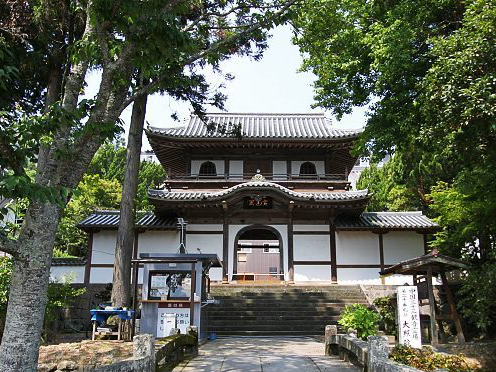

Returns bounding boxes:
[380,249,466,276]
[147,113,362,140]
[336,212,438,231]
[52,257,86,266]
[149,181,370,202]
[78,210,177,231]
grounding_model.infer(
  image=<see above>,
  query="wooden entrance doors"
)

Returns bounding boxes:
[232,226,284,283]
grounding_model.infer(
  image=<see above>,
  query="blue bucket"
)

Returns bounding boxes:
[209,332,217,340]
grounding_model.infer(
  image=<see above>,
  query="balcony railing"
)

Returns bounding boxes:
[166,173,348,182]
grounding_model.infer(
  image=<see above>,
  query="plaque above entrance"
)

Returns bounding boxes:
[243,195,273,209]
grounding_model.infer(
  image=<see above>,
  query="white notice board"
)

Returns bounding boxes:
[397,286,422,348]
[157,307,190,337]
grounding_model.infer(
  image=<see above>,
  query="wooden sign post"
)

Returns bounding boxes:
[397,286,422,349]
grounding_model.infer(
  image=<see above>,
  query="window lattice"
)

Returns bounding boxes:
[299,161,317,176]
[199,161,217,176]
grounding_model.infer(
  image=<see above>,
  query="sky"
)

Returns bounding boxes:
[85,26,368,150]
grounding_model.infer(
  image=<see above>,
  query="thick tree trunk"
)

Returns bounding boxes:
[111,92,148,308]
[0,201,62,371]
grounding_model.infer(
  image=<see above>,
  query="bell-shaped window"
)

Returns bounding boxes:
[199,161,217,176]
[299,162,317,177]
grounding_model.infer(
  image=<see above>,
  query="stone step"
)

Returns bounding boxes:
[208,314,341,320]
[210,305,365,310]
[206,285,367,336]
[208,320,340,326]
[211,297,366,306]
[207,310,343,317]
[209,324,338,332]
[212,330,331,336]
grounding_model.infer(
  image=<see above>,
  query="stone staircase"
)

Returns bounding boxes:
[206,285,369,336]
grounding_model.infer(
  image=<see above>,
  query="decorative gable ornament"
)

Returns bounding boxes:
[250,173,266,182]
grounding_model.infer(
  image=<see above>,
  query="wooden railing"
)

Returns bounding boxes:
[166,173,348,182]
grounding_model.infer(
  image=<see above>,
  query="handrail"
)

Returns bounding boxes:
[166,173,348,181]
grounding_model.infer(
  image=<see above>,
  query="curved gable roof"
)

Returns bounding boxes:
[147,113,362,140]
[148,181,370,203]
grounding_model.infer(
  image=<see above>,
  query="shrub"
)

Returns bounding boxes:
[0,257,85,342]
[390,345,476,372]
[373,296,397,335]
[338,304,379,340]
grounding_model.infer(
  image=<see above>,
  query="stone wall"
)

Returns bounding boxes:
[39,331,199,372]
[38,334,155,372]
[325,325,422,372]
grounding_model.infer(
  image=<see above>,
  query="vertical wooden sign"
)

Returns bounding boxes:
[397,286,422,348]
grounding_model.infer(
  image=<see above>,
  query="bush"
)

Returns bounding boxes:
[338,304,379,340]
[0,257,85,342]
[390,345,476,372]
[373,296,397,335]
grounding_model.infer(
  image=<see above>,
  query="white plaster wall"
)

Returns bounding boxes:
[383,231,424,265]
[272,161,287,180]
[187,224,222,232]
[91,231,118,264]
[336,231,380,265]
[337,268,382,284]
[291,161,325,176]
[191,160,225,176]
[293,225,329,232]
[138,230,180,255]
[50,266,85,283]
[294,265,330,282]
[186,234,224,281]
[293,234,330,261]
[229,160,243,178]
[90,267,113,284]
[228,224,288,280]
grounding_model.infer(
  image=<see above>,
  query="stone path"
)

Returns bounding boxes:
[173,337,359,372]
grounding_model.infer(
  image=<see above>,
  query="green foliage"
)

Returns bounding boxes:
[55,174,122,257]
[136,161,166,211]
[0,257,12,318]
[356,156,421,212]
[338,304,379,340]
[373,296,397,336]
[87,141,128,183]
[0,257,85,340]
[390,345,475,372]
[45,278,86,331]
[295,0,496,338]
[456,260,496,335]
[54,142,166,256]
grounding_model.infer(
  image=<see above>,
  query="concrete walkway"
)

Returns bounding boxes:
[173,337,359,372]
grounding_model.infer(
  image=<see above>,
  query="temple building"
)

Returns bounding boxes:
[63,113,437,285]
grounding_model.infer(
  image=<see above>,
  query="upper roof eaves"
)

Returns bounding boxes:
[147,113,363,140]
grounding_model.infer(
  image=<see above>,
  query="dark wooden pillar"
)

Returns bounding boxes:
[379,232,385,284]
[287,202,295,283]
[440,268,466,343]
[222,212,229,284]
[286,159,291,180]
[224,159,230,179]
[426,267,439,345]
[186,155,191,175]
[329,218,337,284]
[325,153,331,176]
[84,232,94,284]
[423,233,429,254]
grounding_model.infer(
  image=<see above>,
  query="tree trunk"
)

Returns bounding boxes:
[111,92,148,308]
[0,201,62,371]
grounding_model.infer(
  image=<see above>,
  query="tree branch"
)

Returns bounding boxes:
[118,0,299,112]
[0,233,19,258]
